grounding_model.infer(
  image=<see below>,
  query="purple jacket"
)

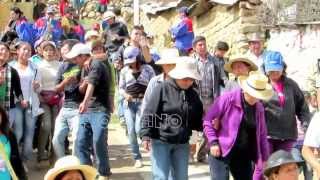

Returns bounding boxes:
[203,88,269,162]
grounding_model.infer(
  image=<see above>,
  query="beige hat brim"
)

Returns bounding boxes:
[238,76,273,101]
[168,68,201,80]
[44,165,97,180]
[224,57,258,73]
[155,58,177,65]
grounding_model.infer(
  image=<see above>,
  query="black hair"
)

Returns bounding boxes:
[0,106,10,137]
[11,7,23,17]
[192,36,206,47]
[132,25,144,31]
[54,170,86,180]
[113,7,121,16]
[61,39,80,50]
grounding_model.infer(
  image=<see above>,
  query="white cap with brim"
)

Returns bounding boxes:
[84,30,99,41]
[44,156,97,180]
[155,48,179,65]
[224,55,258,73]
[168,57,201,80]
[65,43,91,59]
[238,71,273,101]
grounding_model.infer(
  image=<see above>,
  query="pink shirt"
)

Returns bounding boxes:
[273,81,285,107]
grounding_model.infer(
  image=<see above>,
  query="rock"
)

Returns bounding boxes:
[86,3,96,12]
[239,1,259,10]
[240,23,262,33]
[240,16,260,24]
[247,0,262,5]
[239,8,258,17]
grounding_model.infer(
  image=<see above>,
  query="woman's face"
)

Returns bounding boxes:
[268,71,283,82]
[244,92,258,105]
[176,78,194,89]
[0,45,10,63]
[42,45,56,61]
[60,170,84,180]
[60,44,71,60]
[17,44,32,61]
[92,46,104,54]
[231,62,250,77]
[10,11,19,20]
[272,163,299,180]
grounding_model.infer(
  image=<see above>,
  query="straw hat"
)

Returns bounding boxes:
[247,32,264,42]
[238,71,273,100]
[44,156,97,180]
[168,57,201,80]
[224,54,258,73]
[155,48,179,65]
[103,11,116,20]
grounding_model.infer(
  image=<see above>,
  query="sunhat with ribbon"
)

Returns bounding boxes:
[44,155,97,180]
[168,57,201,80]
[224,54,258,73]
[155,48,179,65]
[238,71,273,100]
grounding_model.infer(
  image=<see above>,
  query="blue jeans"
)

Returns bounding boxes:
[75,111,111,176]
[14,104,35,161]
[151,139,189,180]
[124,101,142,160]
[52,107,79,158]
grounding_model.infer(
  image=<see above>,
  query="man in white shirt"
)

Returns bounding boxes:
[245,32,265,69]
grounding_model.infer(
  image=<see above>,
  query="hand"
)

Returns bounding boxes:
[211,118,220,130]
[311,95,318,108]
[139,36,149,48]
[79,101,89,114]
[63,76,77,85]
[83,59,92,72]
[124,94,132,102]
[32,80,40,90]
[210,144,221,157]
[20,100,29,108]
[142,140,151,152]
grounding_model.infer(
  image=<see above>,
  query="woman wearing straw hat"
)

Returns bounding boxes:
[140,58,203,180]
[203,71,272,180]
[44,155,97,180]
[223,54,258,92]
[264,150,302,180]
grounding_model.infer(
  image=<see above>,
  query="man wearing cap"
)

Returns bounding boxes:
[203,71,271,180]
[191,35,226,162]
[65,43,112,179]
[213,41,229,76]
[246,32,266,69]
[170,6,194,56]
[34,6,63,45]
[102,11,129,54]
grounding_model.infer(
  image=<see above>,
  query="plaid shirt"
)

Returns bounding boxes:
[1,64,12,113]
[193,54,216,110]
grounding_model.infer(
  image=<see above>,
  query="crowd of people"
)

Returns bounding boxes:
[0,2,320,180]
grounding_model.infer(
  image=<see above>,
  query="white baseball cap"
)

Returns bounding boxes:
[65,43,91,59]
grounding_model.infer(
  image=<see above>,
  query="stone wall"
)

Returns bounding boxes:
[139,0,263,55]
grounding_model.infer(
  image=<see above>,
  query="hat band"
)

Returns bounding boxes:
[246,81,266,91]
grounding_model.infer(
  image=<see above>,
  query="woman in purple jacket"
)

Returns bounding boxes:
[203,71,272,180]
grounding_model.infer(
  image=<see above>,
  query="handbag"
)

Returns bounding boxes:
[40,90,62,106]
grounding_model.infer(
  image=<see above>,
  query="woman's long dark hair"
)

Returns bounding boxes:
[0,106,10,137]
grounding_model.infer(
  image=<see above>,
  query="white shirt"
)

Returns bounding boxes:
[38,60,60,91]
[16,66,33,100]
[246,50,264,70]
[304,112,320,147]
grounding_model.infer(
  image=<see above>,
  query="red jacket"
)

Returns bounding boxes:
[59,0,69,16]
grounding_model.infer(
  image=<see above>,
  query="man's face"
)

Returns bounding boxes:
[249,41,263,56]
[194,40,207,56]
[215,49,227,58]
[130,29,142,44]
[74,55,86,67]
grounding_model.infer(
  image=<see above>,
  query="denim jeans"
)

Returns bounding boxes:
[38,103,59,160]
[13,104,36,161]
[75,111,111,176]
[52,107,79,158]
[151,139,189,180]
[124,101,142,160]
[208,147,253,180]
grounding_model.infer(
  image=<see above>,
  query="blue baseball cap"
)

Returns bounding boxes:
[263,51,284,73]
[123,46,140,65]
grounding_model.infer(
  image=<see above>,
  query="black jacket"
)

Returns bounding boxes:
[263,76,310,140]
[140,78,203,144]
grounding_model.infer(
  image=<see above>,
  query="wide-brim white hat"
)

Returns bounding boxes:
[168,57,201,80]
[155,48,179,65]
[44,156,97,180]
[238,71,273,101]
[85,30,99,41]
[224,54,258,73]
[65,43,91,59]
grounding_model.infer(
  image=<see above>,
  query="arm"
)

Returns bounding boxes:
[79,83,94,113]
[293,80,311,131]
[140,36,152,63]
[11,68,24,102]
[259,104,270,161]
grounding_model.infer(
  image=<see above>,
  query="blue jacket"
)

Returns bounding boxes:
[15,18,36,46]
[170,20,194,51]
